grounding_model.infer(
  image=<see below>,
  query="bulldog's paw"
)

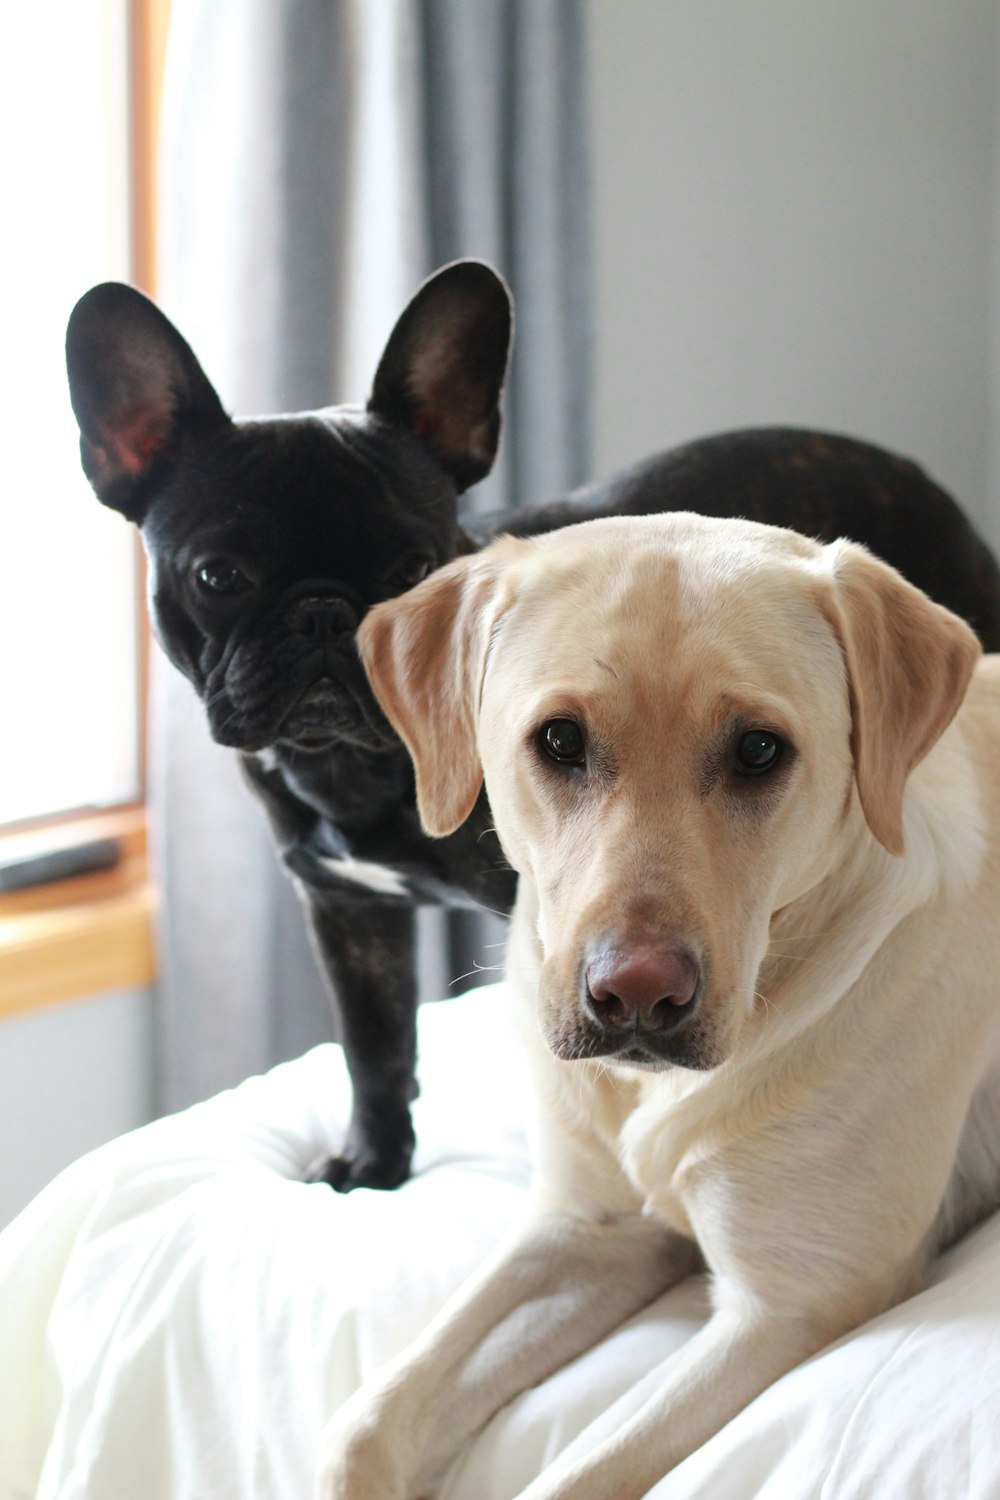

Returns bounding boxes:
[310,1142,413,1192]
[310,1114,416,1192]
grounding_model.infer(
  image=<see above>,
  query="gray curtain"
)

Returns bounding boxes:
[153,0,591,1112]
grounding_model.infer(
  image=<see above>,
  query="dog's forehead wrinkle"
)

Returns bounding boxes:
[488,606,831,772]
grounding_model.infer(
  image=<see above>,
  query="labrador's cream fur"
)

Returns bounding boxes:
[318,514,1000,1500]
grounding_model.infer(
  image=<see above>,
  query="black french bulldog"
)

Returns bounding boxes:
[66,260,1000,1191]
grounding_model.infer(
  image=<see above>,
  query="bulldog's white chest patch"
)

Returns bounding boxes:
[316,854,408,897]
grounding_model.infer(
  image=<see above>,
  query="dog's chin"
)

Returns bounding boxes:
[544,1020,722,1073]
[204,676,397,754]
[276,682,387,748]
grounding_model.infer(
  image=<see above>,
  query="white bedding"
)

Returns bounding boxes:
[2,982,999,1500]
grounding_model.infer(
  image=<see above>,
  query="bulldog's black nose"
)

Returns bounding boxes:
[285,595,358,642]
[585,938,700,1035]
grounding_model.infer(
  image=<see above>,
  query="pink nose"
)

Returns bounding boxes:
[585,939,700,1034]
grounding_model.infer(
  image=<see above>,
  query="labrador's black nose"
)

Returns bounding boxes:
[585,938,700,1035]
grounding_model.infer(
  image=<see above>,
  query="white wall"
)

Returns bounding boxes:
[0,988,153,1230]
[587,0,1000,549]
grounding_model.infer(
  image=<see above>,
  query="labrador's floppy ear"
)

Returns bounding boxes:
[824,540,981,855]
[367,260,512,492]
[358,548,513,837]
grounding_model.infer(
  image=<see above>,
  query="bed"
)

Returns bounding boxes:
[2,982,999,1500]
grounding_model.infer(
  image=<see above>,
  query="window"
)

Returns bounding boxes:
[1,1,139,827]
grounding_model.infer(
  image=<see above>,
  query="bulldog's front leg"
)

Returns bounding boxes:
[316,1211,696,1500]
[306,896,419,1191]
[240,752,422,1189]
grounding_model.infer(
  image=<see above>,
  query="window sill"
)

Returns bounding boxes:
[0,810,157,1020]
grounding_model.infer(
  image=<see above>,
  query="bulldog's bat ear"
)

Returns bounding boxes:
[824,540,981,855]
[66,283,230,523]
[358,548,513,836]
[368,260,512,493]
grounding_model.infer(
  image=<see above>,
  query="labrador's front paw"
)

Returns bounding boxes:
[316,1407,409,1500]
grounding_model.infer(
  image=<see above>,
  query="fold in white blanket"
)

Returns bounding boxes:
[2,985,999,1499]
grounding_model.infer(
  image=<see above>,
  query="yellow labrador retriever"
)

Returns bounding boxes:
[318,513,1000,1500]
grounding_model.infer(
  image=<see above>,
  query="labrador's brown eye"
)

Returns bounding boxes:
[735,730,782,774]
[540,718,586,767]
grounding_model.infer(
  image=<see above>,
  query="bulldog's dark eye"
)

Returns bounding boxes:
[196,560,252,596]
[735,730,783,775]
[540,718,586,767]
[385,554,434,592]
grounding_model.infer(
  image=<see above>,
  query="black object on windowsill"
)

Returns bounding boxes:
[0,838,123,893]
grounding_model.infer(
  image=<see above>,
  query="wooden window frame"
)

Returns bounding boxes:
[0,0,171,1020]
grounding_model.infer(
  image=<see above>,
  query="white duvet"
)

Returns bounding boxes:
[2,983,999,1500]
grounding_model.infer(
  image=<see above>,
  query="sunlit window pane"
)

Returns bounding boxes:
[0,0,138,826]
